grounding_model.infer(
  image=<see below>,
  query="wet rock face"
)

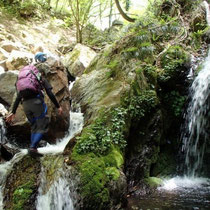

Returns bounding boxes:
[4,155,41,210]
[5,64,71,146]
[0,144,13,162]
[62,43,97,77]
[125,110,163,190]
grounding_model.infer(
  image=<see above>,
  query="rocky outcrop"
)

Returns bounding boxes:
[0,71,18,106]
[4,154,41,210]
[0,49,71,146]
[6,50,33,70]
[4,64,71,145]
[62,43,97,77]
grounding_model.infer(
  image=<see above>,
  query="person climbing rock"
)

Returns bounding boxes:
[5,52,62,156]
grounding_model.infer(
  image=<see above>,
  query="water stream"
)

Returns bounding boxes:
[0,72,83,210]
[0,110,83,210]
[36,111,83,210]
[127,1,210,209]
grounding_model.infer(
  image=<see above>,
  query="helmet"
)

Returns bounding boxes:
[35,52,47,63]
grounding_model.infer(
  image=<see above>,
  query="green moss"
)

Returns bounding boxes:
[7,156,40,210]
[103,145,124,168]
[104,59,119,78]
[71,146,123,209]
[105,167,120,181]
[133,68,148,94]
[144,177,163,188]
[136,64,157,90]
[128,90,159,119]
[163,91,186,117]
[151,151,177,176]
[69,49,80,64]
[158,45,189,83]
[13,182,33,210]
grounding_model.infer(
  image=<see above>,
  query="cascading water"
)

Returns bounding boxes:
[36,167,74,210]
[179,2,210,178]
[181,50,210,177]
[0,144,27,210]
[126,2,210,209]
[0,104,8,144]
[36,111,83,210]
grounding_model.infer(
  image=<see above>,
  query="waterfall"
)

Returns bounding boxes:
[36,111,83,210]
[0,104,8,144]
[181,1,210,177]
[0,118,6,145]
[181,50,210,176]
[36,167,74,210]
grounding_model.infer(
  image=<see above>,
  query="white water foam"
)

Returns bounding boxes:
[36,167,74,210]
[203,1,210,26]
[159,176,210,191]
[36,110,83,210]
[0,104,8,117]
[38,111,83,155]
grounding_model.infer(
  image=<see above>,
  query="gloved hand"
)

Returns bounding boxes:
[5,113,15,124]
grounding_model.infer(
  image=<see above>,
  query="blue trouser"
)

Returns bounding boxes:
[30,133,43,148]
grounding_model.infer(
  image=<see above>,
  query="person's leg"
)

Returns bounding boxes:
[22,98,49,150]
[30,133,43,149]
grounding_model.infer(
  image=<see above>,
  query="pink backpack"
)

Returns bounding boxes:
[16,65,42,93]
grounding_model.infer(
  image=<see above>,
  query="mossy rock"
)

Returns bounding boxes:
[71,145,126,209]
[151,150,177,177]
[144,177,163,188]
[158,45,189,89]
[4,155,41,210]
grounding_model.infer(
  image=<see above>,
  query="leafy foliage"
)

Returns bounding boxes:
[128,90,159,119]
[164,91,186,117]
[76,107,127,155]
[158,45,189,83]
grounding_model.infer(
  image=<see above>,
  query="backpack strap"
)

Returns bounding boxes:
[29,70,43,89]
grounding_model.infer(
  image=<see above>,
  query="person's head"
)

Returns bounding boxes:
[35,52,47,63]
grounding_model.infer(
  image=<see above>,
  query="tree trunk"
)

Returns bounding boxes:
[114,0,135,22]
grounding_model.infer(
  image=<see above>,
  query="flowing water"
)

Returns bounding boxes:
[36,111,83,210]
[181,50,210,177]
[127,2,210,209]
[0,75,83,210]
[0,110,83,210]
[36,167,74,210]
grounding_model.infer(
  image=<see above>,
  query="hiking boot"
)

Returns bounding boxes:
[29,148,38,153]
[28,148,43,158]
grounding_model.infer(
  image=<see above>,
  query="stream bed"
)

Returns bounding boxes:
[126,177,210,210]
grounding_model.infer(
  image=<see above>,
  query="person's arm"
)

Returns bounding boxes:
[43,79,62,114]
[5,93,22,124]
[12,93,22,114]
[45,87,60,108]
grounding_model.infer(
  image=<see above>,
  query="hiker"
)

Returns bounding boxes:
[5,52,62,155]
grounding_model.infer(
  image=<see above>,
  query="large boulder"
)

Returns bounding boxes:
[0,41,19,53]
[0,71,18,106]
[6,50,33,70]
[0,48,9,61]
[62,43,97,77]
[5,64,71,146]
